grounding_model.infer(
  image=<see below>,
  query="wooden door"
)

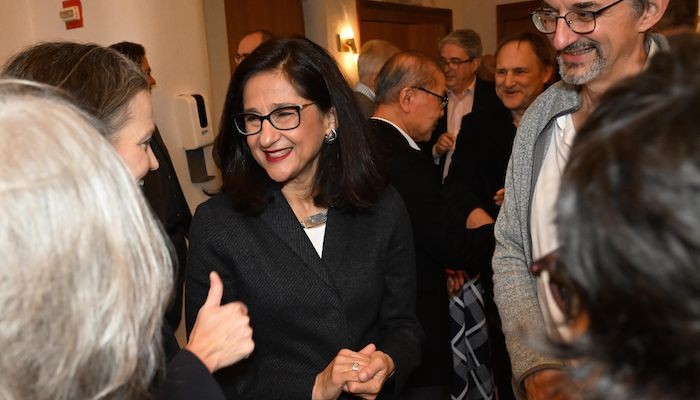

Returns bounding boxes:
[357,0,452,60]
[224,0,305,72]
[496,1,541,44]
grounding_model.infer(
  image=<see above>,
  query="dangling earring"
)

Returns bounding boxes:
[324,128,338,144]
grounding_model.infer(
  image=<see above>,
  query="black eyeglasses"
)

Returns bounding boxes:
[530,251,581,321]
[233,103,315,135]
[438,57,474,69]
[411,87,449,109]
[531,0,625,34]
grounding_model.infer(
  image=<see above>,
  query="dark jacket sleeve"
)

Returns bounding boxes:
[161,350,226,400]
[445,108,515,220]
[373,188,423,397]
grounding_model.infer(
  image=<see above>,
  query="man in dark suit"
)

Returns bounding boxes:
[110,42,192,330]
[446,32,555,220]
[415,29,506,400]
[420,29,506,181]
[370,51,495,400]
[444,32,555,400]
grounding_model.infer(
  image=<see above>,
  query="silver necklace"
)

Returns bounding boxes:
[299,210,328,229]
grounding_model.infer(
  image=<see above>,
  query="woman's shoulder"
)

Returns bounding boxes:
[194,192,230,213]
[192,193,245,226]
[369,184,400,207]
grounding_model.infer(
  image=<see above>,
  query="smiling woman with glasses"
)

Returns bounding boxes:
[234,102,316,135]
[185,36,422,400]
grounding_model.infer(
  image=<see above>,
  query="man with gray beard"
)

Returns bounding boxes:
[491,1,669,399]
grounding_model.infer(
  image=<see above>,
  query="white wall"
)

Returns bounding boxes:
[203,0,230,136]
[0,2,32,59]
[425,0,466,31]
[459,0,527,53]
[0,0,217,212]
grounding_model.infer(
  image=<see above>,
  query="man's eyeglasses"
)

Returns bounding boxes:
[531,0,626,34]
[233,103,315,135]
[530,251,581,322]
[411,87,449,109]
[438,57,474,69]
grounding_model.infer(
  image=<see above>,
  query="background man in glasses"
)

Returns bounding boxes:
[421,29,505,181]
[491,0,669,399]
[370,51,497,400]
[420,28,506,400]
[234,29,273,65]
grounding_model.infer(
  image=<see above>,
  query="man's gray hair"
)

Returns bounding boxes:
[357,39,401,84]
[439,29,483,59]
[375,51,442,104]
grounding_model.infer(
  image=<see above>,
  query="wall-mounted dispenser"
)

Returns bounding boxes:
[174,93,216,183]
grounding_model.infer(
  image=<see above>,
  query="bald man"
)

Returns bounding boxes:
[234,29,273,64]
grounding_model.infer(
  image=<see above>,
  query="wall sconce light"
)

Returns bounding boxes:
[336,26,357,54]
[337,35,357,53]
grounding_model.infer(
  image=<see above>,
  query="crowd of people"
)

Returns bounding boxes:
[1,0,699,399]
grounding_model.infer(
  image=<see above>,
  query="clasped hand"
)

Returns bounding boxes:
[313,343,395,400]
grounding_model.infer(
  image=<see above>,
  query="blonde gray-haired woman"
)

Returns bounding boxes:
[2,42,255,396]
[0,79,253,400]
[0,79,171,399]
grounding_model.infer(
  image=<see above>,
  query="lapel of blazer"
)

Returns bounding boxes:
[259,190,337,294]
[472,77,487,112]
[319,207,354,283]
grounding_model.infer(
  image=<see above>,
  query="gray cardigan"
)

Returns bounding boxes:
[492,33,668,392]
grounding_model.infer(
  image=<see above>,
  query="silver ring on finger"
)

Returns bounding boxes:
[351,362,360,371]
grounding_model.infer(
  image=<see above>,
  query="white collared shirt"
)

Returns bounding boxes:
[443,78,476,179]
[531,113,575,261]
[531,113,576,342]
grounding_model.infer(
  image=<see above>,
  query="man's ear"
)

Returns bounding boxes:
[398,87,413,113]
[473,57,482,71]
[543,65,554,85]
[638,0,670,32]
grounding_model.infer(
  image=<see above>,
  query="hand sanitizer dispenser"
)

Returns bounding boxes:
[174,94,215,182]
[175,94,213,149]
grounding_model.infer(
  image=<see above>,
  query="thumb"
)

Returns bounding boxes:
[202,271,223,309]
[358,343,376,355]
